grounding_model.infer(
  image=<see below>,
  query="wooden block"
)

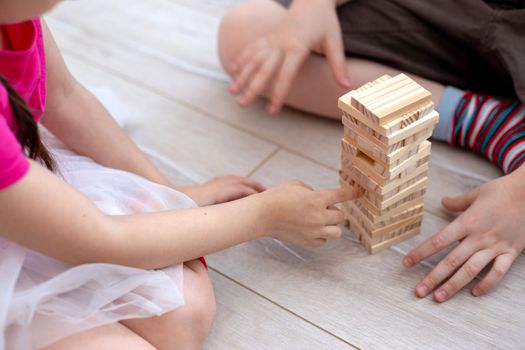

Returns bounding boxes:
[351,75,391,95]
[358,187,427,216]
[339,97,434,137]
[348,75,395,107]
[351,74,413,114]
[347,212,422,254]
[372,88,432,125]
[347,74,432,125]
[341,140,431,181]
[366,226,421,254]
[344,199,424,238]
[342,110,439,151]
[342,168,428,205]
[343,199,425,227]
[340,143,430,186]
[361,82,422,118]
[342,130,432,167]
[366,177,428,210]
[340,160,429,198]
[383,101,435,134]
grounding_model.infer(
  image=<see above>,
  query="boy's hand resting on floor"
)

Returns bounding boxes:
[403,165,525,302]
[261,180,362,246]
[179,176,266,206]
[229,0,350,114]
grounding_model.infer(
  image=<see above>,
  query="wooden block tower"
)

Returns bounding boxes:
[338,74,439,254]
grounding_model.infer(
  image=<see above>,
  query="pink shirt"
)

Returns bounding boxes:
[0,19,46,190]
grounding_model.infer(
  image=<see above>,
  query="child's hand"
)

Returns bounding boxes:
[180,176,266,206]
[403,166,525,302]
[261,180,362,246]
[229,0,350,114]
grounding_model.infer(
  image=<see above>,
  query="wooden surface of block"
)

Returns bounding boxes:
[341,140,431,180]
[366,227,421,254]
[343,200,425,228]
[344,200,424,238]
[340,157,429,196]
[340,140,427,191]
[364,175,428,207]
[342,110,439,149]
[339,97,434,137]
[366,177,428,210]
[341,144,430,186]
[347,212,422,254]
[340,163,428,205]
[342,131,432,167]
[358,188,426,216]
[349,75,399,110]
[344,195,425,225]
[347,74,432,125]
[350,74,412,117]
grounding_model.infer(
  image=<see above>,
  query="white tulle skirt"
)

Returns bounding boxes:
[0,136,197,349]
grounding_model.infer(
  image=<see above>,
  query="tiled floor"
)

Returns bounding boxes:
[47,1,525,349]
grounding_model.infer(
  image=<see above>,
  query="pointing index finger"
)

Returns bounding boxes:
[321,187,362,206]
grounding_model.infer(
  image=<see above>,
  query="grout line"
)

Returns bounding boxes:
[247,146,281,177]
[209,266,362,350]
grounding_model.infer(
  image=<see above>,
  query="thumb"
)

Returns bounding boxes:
[323,27,350,88]
[442,188,479,212]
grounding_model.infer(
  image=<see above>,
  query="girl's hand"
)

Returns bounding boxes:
[229,0,350,114]
[261,180,362,246]
[179,176,266,206]
[403,166,525,302]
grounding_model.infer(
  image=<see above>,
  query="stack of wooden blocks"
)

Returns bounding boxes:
[338,74,439,254]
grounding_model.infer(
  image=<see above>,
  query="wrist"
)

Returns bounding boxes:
[249,191,277,238]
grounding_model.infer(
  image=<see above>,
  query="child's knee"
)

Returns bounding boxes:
[218,0,285,72]
[182,263,217,344]
[218,4,252,71]
[188,286,216,340]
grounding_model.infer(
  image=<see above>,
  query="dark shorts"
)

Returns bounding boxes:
[277,0,525,103]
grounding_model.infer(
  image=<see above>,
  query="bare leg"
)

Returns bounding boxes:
[45,260,215,350]
[121,259,216,350]
[218,0,445,120]
[43,323,156,350]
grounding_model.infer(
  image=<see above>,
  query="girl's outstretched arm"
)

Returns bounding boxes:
[0,161,360,269]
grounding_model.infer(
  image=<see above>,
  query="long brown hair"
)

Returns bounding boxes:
[0,75,55,171]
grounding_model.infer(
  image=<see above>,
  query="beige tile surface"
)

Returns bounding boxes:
[208,270,355,350]
[62,55,277,182]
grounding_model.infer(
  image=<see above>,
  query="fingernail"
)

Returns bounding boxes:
[403,256,414,267]
[472,287,481,297]
[416,283,429,297]
[435,290,447,302]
